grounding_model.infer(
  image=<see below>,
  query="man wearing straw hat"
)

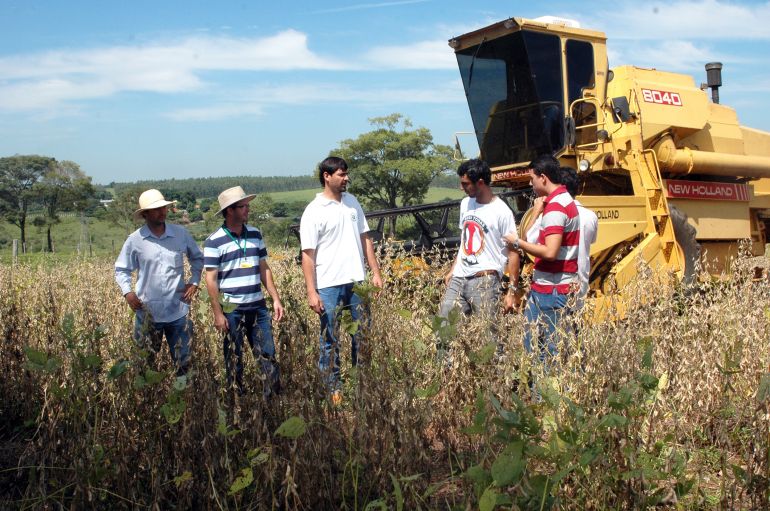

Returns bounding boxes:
[115,189,204,376]
[204,186,284,398]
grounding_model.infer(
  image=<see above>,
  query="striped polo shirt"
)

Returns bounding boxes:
[532,186,580,294]
[204,224,267,310]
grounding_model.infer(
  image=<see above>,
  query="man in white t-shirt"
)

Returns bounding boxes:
[437,159,520,352]
[300,156,383,405]
[523,166,598,308]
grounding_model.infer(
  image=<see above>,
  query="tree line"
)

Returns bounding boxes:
[2,113,460,252]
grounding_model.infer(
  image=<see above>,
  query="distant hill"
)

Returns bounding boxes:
[110,173,459,198]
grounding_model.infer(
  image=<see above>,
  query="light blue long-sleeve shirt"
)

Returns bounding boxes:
[115,223,204,323]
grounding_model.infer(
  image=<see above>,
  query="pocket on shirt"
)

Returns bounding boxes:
[161,250,184,270]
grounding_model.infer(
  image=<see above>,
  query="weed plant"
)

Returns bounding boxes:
[0,249,769,509]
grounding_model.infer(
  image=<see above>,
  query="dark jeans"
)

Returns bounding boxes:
[134,311,192,376]
[223,305,280,398]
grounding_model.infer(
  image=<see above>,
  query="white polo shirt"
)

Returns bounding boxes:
[300,192,370,289]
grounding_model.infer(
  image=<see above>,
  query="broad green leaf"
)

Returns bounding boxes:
[219,294,237,314]
[491,453,524,487]
[639,337,654,369]
[133,375,147,390]
[479,487,499,511]
[275,416,306,439]
[81,354,103,370]
[396,308,412,320]
[144,369,164,385]
[160,399,186,424]
[599,413,628,429]
[25,347,48,367]
[107,360,129,380]
[173,375,188,391]
[228,467,253,495]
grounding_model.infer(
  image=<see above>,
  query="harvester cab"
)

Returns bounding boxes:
[450,16,770,313]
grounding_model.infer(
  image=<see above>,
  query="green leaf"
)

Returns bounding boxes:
[638,372,659,391]
[479,487,499,511]
[219,294,237,314]
[599,413,628,429]
[491,453,524,487]
[390,473,404,511]
[639,336,654,369]
[275,416,306,439]
[469,343,496,365]
[160,398,186,424]
[758,373,770,403]
[415,380,440,399]
[107,360,129,380]
[81,354,103,370]
[173,471,192,488]
[144,369,164,385]
[132,375,147,390]
[364,499,388,511]
[228,467,254,495]
[396,308,412,320]
[173,375,188,391]
[25,347,48,367]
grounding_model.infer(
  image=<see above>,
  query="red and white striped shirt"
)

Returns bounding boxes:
[531,186,580,294]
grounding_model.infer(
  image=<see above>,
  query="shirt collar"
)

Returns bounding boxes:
[544,185,568,204]
[140,223,174,239]
[315,191,346,205]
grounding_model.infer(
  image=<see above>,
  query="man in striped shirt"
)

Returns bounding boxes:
[204,186,284,397]
[503,155,580,367]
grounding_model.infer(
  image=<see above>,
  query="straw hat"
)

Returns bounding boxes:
[133,189,176,220]
[216,186,256,214]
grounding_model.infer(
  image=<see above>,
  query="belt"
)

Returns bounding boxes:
[465,269,499,279]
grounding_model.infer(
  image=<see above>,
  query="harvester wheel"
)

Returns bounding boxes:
[669,205,701,285]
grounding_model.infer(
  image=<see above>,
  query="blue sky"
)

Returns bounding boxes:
[2,0,769,184]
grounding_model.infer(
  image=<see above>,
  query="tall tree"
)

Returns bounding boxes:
[105,187,143,235]
[32,160,95,252]
[0,155,55,251]
[334,113,453,234]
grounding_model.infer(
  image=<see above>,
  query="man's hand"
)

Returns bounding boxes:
[307,290,325,315]
[213,311,229,332]
[372,274,383,290]
[503,292,522,314]
[182,284,198,303]
[502,230,519,246]
[124,292,143,311]
[272,299,285,322]
[532,196,545,216]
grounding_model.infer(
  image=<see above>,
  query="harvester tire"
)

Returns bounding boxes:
[670,205,701,286]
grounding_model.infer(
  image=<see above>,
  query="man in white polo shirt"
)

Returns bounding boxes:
[300,156,383,405]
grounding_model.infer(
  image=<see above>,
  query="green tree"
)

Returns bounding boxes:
[105,187,142,235]
[334,113,453,234]
[0,155,55,251]
[32,160,95,252]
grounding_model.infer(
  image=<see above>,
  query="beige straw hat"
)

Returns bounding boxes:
[133,189,176,220]
[216,186,257,214]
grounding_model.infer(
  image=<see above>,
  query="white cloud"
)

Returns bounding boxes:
[610,40,719,72]
[312,0,430,14]
[363,40,456,69]
[0,30,346,112]
[165,80,467,121]
[595,0,770,40]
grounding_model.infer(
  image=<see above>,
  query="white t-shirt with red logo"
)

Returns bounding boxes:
[452,196,516,278]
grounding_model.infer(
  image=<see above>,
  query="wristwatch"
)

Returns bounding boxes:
[512,239,520,251]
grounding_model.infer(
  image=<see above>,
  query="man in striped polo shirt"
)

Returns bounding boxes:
[503,155,580,367]
[204,186,284,397]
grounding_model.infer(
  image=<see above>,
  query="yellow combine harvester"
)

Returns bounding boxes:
[449,16,770,311]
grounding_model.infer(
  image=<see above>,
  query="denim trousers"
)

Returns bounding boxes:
[317,283,367,391]
[523,288,572,369]
[134,310,192,376]
[437,274,501,353]
[223,305,280,397]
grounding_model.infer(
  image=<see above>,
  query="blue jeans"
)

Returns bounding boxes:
[134,311,192,376]
[523,289,572,369]
[223,305,280,397]
[317,283,367,391]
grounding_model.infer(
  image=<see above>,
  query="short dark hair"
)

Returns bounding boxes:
[457,158,491,185]
[558,166,579,197]
[528,154,561,183]
[318,156,348,186]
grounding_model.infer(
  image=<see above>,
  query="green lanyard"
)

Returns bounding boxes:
[223,225,248,258]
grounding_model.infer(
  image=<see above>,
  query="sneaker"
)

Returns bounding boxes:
[330,390,343,407]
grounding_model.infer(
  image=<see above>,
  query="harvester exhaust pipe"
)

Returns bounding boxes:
[705,62,722,104]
